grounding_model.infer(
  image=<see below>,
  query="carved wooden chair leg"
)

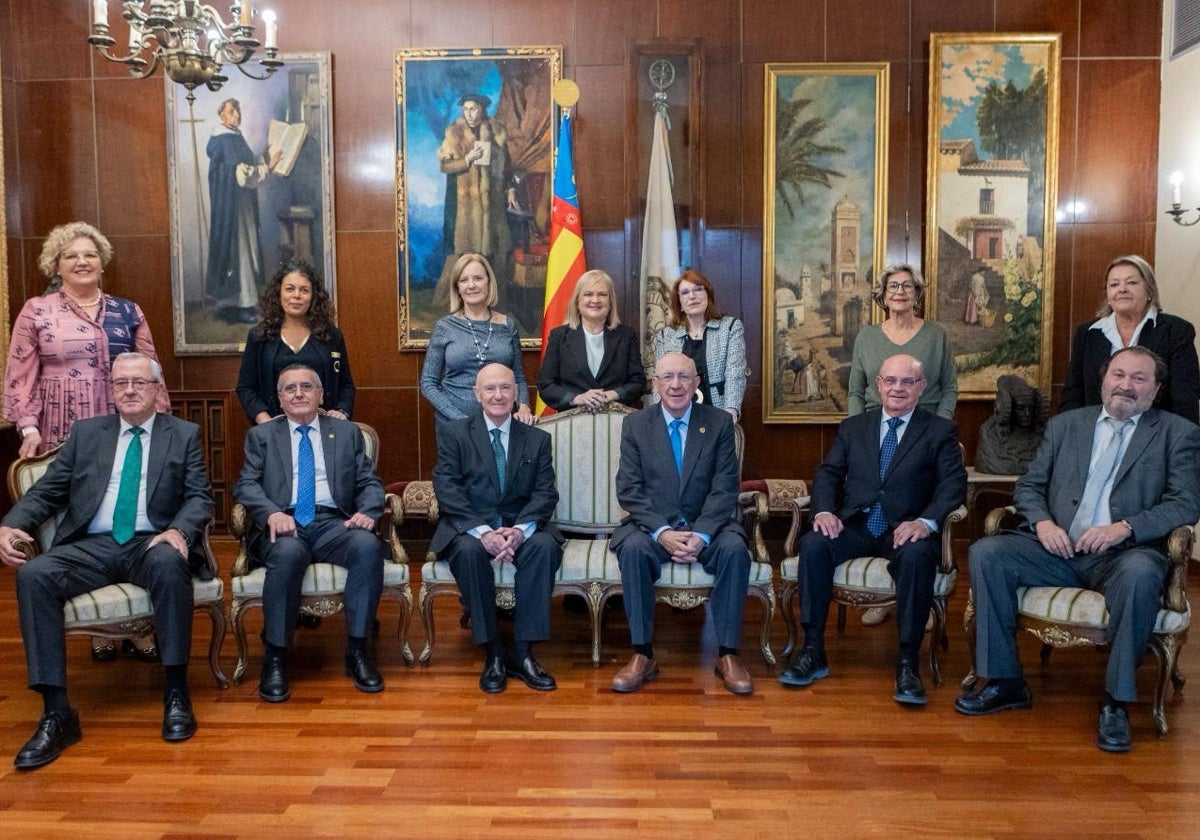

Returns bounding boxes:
[417,585,438,665]
[202,602,230,688]
[928,596,946,687]
[231,598,251,685]
[961,593,979,690]
[754,587,776,667]
[588,584,609,667]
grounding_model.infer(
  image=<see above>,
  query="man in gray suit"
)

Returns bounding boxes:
[956,347,1200,752]
[0,353,213,769]
[610,352,753,695]
[431,363,562,694]
[234,364,386,703]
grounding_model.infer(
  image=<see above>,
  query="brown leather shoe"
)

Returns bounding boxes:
[715,654,754,695]
[611,653,659,693]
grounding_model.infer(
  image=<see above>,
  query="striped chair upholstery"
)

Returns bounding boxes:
[964,506,1194,737]
[777,487,967,687]
[228,421,414,683]
[7,446,229,688]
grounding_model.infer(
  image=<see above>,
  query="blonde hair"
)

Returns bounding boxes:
[1097,255,1161,317]
[38,221,113,279]
[447,253,500,312]
[567,269,620,329]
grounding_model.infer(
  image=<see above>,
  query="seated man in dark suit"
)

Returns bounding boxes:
[0,352,213,770]
[234,363,387,702]
[956,347,1200,752]
[782,353,966,705]
[610,352,753,695]
[431,363,563,694]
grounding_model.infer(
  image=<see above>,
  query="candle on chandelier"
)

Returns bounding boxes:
[239,2,252,25]
[129,21,143,50]
[263,10,277,50]
[92,0,107,27]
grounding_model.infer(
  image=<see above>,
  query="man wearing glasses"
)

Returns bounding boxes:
[610,352,753,695]
[780,353,966,705]
[0,352,213,769]
[234,364,386,703]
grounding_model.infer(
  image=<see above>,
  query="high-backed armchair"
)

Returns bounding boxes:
[228,421,414,683]
[7,447,229,688]
[963,506,1193,736]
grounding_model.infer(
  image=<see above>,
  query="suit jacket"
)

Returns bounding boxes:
[429,414,562,554]
[1014,406,1200,548]
[2,412,214,572]
[812,407,966,530]
[235,326,356,422]
[234,415,384,531]
[653,316,748,414]
[1060,313,1200,423]
[536,323,646,410]
[612,402,744,548]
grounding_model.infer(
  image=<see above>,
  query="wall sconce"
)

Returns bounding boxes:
[1166,171,1200,226]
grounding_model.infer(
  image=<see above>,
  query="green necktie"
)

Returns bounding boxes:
[112,426,144,545]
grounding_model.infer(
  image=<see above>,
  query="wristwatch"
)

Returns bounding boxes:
[1118,519,1134,537]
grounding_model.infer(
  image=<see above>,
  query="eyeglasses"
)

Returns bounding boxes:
[279,382,319,395]
[876,376,924,388]
[886,282,915,293]
[61,250,101,262]
[678,286,707,298]
[656,372,696,384]
[111,378,157,391]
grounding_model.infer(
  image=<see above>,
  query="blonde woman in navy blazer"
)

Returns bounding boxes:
[652,270,747,420]
[537,270,645,411]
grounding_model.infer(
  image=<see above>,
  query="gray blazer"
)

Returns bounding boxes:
[653,316,747,415]
[234,414,384,528]
[1014,406,1200,548]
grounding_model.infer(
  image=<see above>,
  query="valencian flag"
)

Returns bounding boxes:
[536,106,586,416]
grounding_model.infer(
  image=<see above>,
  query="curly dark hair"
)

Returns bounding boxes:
[255,259,337,341]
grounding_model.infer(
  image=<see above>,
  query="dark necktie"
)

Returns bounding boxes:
[491,428,507,493]
[867,416,904,537]
[669,419,685,475]
[1068,417,1130,541]
[295,424,315,526]
[112,427,144,545]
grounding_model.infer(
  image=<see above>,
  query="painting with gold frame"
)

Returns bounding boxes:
[761,62,889,423]
[395,46,561,349]
[0,48,9,402]
[925,32,1060,400]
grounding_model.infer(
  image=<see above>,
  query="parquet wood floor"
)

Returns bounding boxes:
[1,539,1198,839]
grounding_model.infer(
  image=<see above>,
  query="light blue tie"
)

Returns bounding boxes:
[867,416,903,537]
[112,427,143,545]
[491,428,507,493]
[295,425,315,526]
[669,419,685,475]
[1068,417,1130,542]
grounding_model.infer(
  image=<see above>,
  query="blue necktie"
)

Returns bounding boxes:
[295,424,315,526]
[1068,417,1130,541]
[669,419,685,475]
[491,428,507,493]
[112,427,143,545]
[867,416,903,537]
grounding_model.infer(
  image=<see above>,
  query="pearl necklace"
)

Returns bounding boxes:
[65,291,102,309]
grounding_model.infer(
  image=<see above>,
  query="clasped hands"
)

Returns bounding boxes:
[812,511,929,547]
[572,388,616,412]
[1035,519,1128,559]
[657,528,705,563]
[266,510,376,542]
[480,527,526,562]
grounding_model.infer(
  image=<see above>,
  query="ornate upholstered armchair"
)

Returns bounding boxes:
[7,446,229,688]
[415,405,777,667]
[778,490,967,686]
[228,421,414,683]
[963,506,1193,736]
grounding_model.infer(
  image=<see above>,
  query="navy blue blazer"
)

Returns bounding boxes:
[536,323,645,410]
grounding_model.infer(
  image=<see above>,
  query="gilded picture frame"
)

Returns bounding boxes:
[761,62,890,423]
[395,46,562,349]
[165,52,337,355]
[0,48,9,403]
[925,32,1061,399]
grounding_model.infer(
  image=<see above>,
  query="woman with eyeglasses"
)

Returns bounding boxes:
[847,264,958,419]
[1060,255,1199,423]
[3,221,169,662]
[236,259,355,424]
[652,270,747,419]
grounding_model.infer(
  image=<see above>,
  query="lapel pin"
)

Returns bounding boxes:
[699,426,706,434]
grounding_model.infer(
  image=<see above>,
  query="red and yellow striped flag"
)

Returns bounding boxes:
[536,109,586,415]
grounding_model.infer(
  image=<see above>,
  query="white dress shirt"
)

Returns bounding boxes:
[89,415,156,536]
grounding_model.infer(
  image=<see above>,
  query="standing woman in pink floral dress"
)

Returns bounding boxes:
[3,221,171,661]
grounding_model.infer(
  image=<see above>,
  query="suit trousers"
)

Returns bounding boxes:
[797,519,938,653]
[615,529,750,648]
[16,534,194,688]
[444,531,561,646]
[254,512,384,648]
[969,531,1168,702]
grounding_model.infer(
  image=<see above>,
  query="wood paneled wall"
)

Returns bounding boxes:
[0,0,1164,488]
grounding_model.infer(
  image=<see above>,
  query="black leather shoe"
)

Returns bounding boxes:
[162,688,197,742]
[14,709,82,770]
[505,654,557,691]
[1097,701,1132,753]
[954,679,1033,715]
[778,648,829,687]
[479,654,507,694]
[258,653,291,703]
[894,659,927,706]
[345,649,385,693]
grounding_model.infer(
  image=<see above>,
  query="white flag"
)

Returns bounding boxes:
[639,108,682,371]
